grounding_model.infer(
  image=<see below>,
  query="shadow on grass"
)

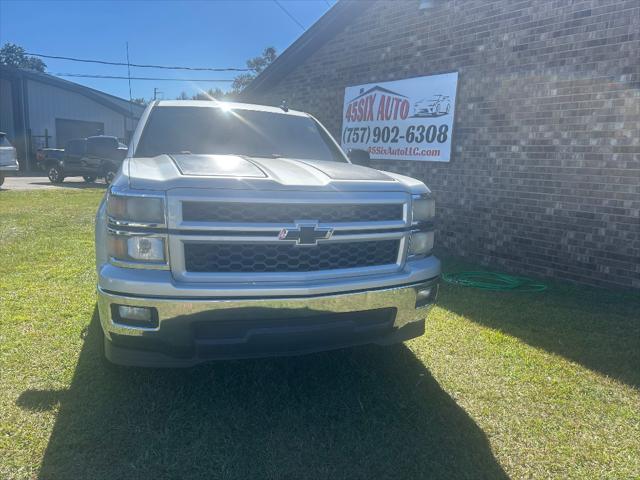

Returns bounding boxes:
[18,307,508,480]
[437,273,640,389]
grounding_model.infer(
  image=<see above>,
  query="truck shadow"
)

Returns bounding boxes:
[437,282,640,389]
[30,180,107,189]
[18,307,508,479]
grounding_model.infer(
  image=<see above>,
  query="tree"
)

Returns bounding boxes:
[0,43,46,72]
[173,48,276,100]
[131,97,148,106]
[176,88,228,101]
[232,47,277,94]
[246,47,276,75]
[191,88,227,101]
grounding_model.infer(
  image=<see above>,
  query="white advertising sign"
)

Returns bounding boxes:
[341,72,458,162]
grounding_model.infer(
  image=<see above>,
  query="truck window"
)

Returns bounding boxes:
[87,136,118,157]
[65,139,86,155]
[135,106,346,162]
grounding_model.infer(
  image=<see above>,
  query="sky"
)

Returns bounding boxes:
[0,0,333,101]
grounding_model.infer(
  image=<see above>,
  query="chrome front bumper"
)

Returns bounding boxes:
[98,273,439,367]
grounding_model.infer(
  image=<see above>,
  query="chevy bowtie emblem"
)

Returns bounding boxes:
[278,223,333,246]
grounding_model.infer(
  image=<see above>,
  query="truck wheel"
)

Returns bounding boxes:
[48,165,64,184]
[104,169,116,185]
[83,176,96,183]
[0,174,5,187]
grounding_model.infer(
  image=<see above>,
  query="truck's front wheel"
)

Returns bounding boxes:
[104,169,116,185]
[48,165,64,184]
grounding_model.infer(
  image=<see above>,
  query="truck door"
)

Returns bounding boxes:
[64,139,88,175]
[86,136,120,175]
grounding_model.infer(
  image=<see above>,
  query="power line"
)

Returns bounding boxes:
[26,51,251,72]
[273,0,306,31]
[54,73,234,82]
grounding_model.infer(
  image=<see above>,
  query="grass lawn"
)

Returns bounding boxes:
[1,188,639,479]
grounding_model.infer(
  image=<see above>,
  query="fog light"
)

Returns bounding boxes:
[415,284,438,308]
[112,305,158,328]
[118,305,152,322]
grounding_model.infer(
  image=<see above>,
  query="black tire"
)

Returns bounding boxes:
[104,169,117,185]
[0,174,5,187]
[83,175,96,183]
[48,165,64,184]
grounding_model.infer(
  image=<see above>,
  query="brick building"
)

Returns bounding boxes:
[243,0,640,289]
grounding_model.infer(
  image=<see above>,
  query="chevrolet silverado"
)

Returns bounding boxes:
[95,100,440,366]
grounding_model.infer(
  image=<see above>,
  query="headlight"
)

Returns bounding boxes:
[107,193,165,225]
[409,231,434,256]
[108,234,166,264]
[412,196,435,222]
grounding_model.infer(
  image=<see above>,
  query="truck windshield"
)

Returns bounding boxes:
[134,106,346,162]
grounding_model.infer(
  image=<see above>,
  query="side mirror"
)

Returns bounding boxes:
[347,148,370,166]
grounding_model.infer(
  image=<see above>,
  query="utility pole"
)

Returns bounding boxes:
[153,87,163,100]
[125,42,133,105]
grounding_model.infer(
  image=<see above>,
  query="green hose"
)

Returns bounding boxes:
[442,271,547,292]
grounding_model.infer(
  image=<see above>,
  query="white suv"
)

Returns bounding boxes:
[0,132,19,186]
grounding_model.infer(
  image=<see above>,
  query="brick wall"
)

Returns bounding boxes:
[253,0,640,289]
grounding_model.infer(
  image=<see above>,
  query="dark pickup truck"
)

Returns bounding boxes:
[45,135,127,184]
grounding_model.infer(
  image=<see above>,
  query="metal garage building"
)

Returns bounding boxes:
[0,65,144,171]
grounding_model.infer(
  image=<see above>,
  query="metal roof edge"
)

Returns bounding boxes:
[0,65,144,118]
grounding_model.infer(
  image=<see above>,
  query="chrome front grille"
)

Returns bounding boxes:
[167,189,411,283]
[181,201,403,223]
[184,240,401,273]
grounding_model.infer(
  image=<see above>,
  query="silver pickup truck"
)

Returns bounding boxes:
[95,100,441,367]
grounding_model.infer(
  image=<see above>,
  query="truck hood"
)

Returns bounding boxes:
[126,154,427,194]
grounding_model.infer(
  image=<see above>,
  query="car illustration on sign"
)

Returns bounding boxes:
[412,95,451,117]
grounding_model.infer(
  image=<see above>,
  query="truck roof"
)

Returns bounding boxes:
[154,100,308,117]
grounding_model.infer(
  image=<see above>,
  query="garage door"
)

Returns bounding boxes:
[55,118,104,148]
